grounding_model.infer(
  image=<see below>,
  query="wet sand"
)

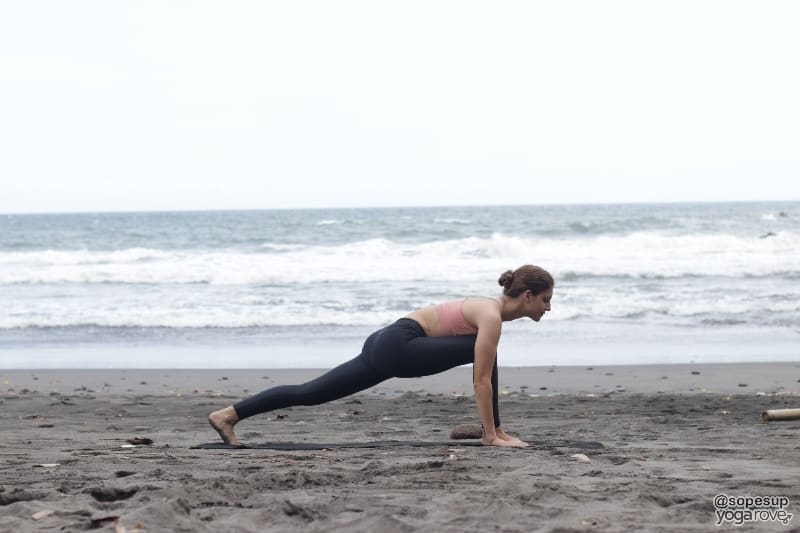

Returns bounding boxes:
[1,363,799,532]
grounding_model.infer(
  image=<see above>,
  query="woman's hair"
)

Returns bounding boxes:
[498,265,554,297]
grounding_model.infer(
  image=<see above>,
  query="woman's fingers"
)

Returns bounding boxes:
[482,437,528,447]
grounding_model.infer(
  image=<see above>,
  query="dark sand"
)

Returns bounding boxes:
[1,363,799,532]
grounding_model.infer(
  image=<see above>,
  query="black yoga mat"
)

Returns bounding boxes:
[192,439,605,450]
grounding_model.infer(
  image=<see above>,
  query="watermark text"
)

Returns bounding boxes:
[714,494,793,527]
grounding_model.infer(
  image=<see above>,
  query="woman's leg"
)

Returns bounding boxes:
[233,354,387,420]
[371,332,502,427]
[209,353,387,444]
[389,334,476,377]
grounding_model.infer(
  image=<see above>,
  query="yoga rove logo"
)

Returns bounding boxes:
[714,494,793,527]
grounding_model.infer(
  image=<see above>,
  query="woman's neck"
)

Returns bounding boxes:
[498,295,525,322]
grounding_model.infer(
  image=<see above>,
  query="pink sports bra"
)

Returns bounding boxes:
[436,298,499,336]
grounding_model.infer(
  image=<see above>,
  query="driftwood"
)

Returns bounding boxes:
[761,408,800,423]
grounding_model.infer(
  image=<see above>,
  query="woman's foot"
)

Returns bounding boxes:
[208,406,240,445]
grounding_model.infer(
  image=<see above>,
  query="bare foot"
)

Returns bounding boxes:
[208,406,240,445]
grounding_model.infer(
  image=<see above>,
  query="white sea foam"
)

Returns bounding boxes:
[433,217,471,224]
[1,287,796,330]
[1,254,797,331]
[2,232,798,286]
[3,204,798,365]
[3,201,799,337]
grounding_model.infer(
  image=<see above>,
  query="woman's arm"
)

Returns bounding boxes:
[472,313,500,441]
[492,359,501,428]
[490,363,527,445]
[472,357,501,429]
[472,310,524,447]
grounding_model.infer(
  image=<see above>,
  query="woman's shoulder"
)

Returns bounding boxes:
[464,296,502,307]
[462,297,502,321]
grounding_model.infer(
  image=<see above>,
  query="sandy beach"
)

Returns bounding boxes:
[1,363,799,532]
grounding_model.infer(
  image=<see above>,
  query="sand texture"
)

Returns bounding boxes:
[1,365,799,532]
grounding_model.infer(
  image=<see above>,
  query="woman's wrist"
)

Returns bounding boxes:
[482,428,497,440]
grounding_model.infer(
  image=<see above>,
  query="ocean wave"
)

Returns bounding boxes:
[1,312,795,332]
[699,318,749,326]
[1,231,798,285]
[1,290,797,331]
[760,210,793,222]
[433,218,471,225]
[0,310,402,330]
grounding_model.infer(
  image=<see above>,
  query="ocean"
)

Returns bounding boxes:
[2,202,798,368]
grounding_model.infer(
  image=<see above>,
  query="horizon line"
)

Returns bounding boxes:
[2,198,798,217]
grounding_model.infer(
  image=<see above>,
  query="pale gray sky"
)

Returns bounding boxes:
[1,1,798,214]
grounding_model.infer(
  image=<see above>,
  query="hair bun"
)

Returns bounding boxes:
[498,270,514,288]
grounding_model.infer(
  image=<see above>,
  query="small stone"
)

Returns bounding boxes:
[32,510,55,521]
[125,437,153,446]
[450,424,483,439]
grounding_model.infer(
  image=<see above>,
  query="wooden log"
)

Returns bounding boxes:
[761,408,800,423]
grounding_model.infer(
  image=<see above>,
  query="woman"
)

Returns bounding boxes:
[209,264,553,448]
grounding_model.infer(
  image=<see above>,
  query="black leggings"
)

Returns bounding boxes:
[233,318,501,427]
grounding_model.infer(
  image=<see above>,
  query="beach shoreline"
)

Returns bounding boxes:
[3,361,799,398]
[1,362,799,531]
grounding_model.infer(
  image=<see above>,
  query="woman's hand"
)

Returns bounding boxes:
[494,427,528,447]
[481,427,528,447]
[481,435,528,447]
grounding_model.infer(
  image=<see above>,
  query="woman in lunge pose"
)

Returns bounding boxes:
[209,264,554,448]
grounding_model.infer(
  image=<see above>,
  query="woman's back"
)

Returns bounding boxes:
[406,297,501,337]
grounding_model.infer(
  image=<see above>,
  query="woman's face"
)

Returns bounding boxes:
[525,288,553,321]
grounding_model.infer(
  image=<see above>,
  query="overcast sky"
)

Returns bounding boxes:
[1,1,798,214]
